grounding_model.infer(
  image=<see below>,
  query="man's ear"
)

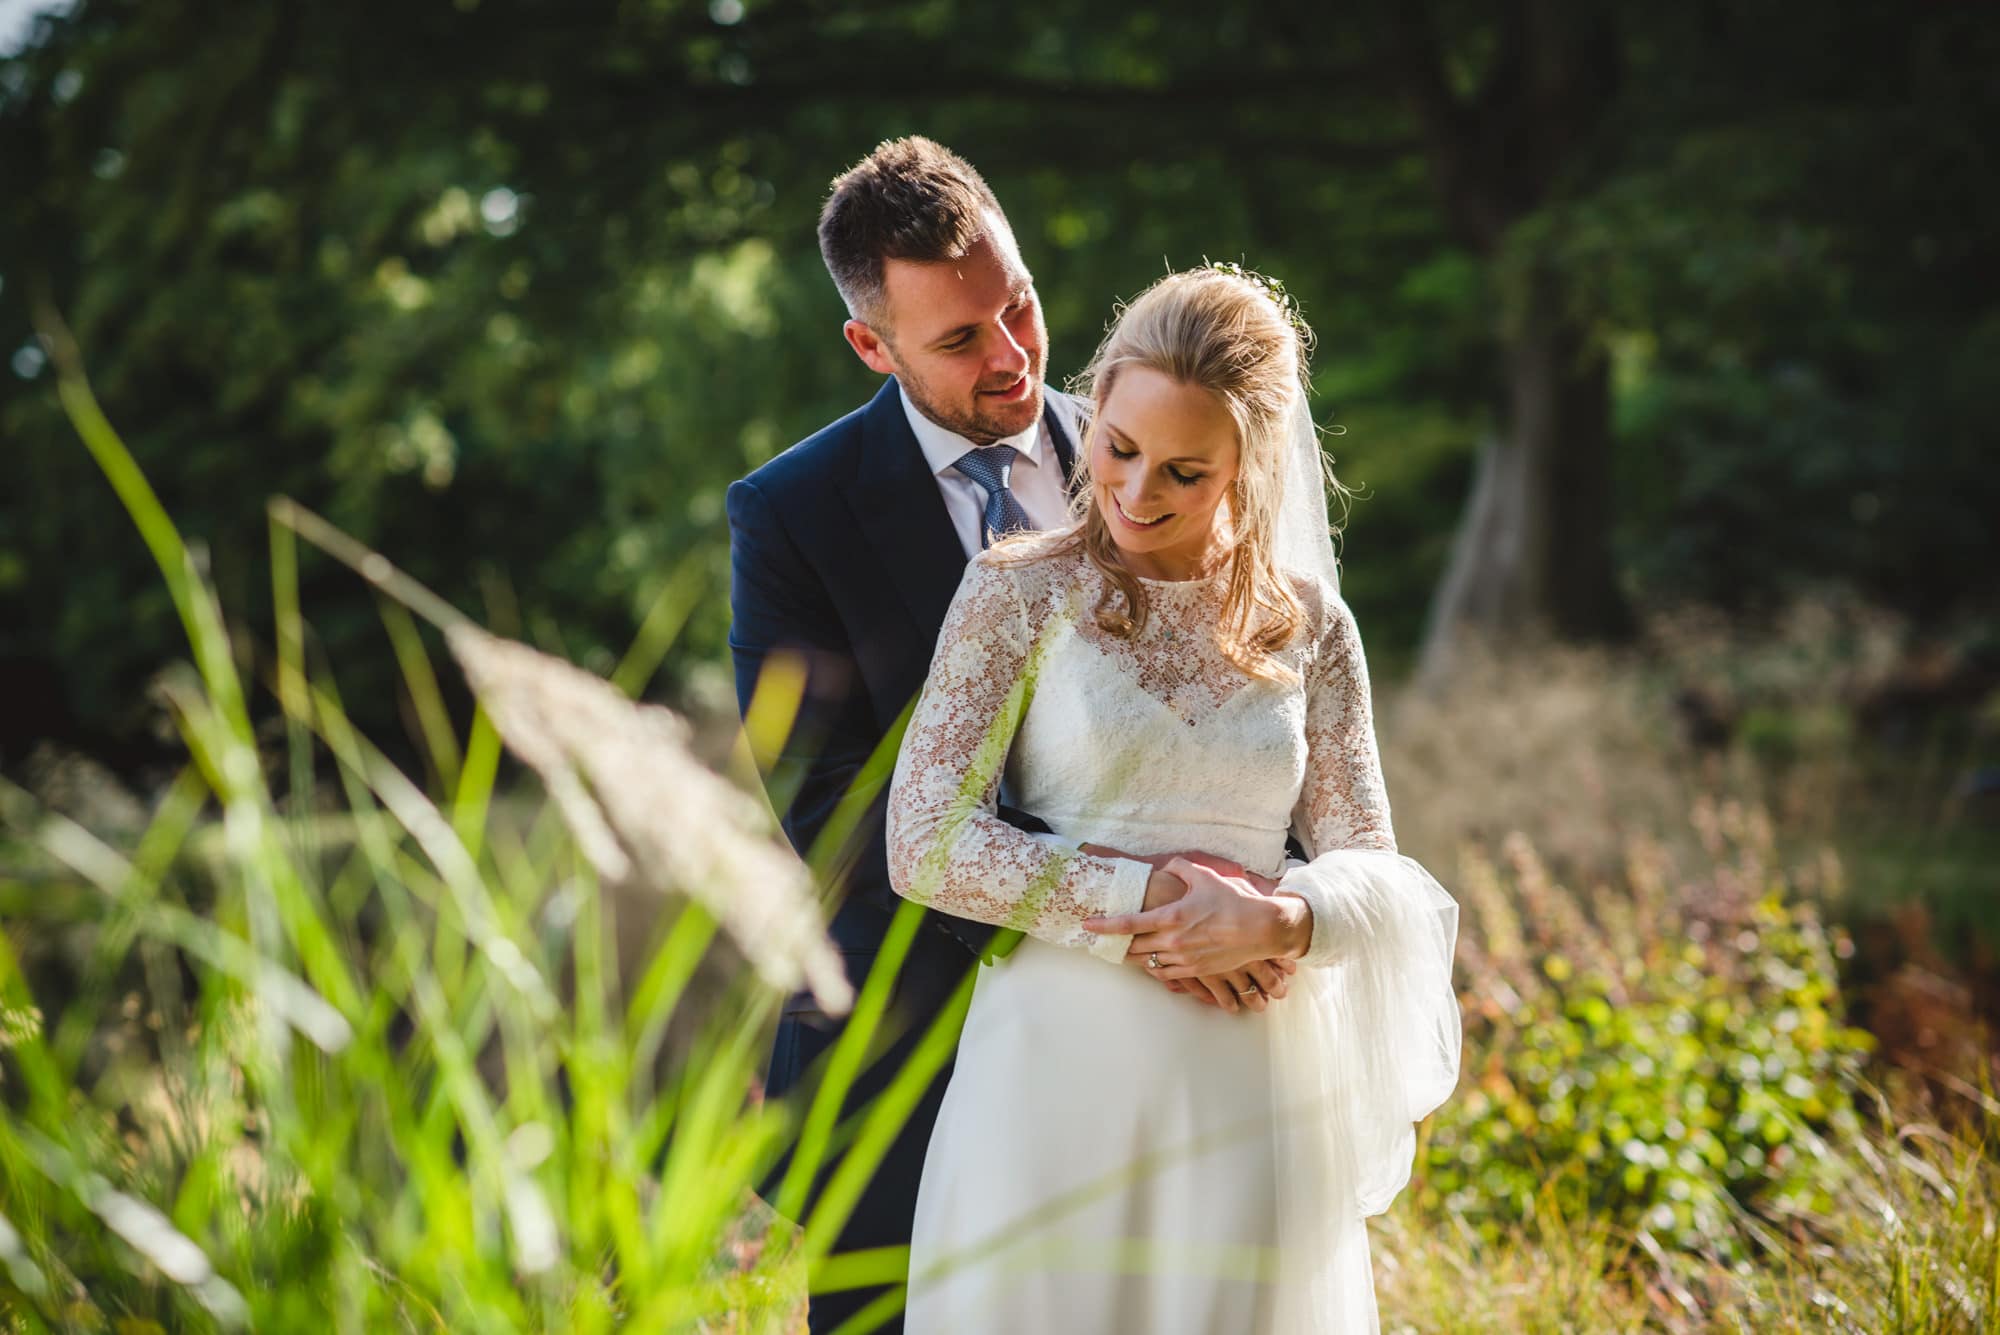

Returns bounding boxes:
[842,319,899,377]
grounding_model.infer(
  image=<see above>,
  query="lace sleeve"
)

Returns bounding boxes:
[1296,593,1396,854]
[1279,594,1403,967]
[886,552,1152,964]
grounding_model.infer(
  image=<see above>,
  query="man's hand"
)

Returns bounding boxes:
[1083,845,1300,1015]
[1083,843,1282,897]
[1119,943,1296,1013]
[1084,857,1313,994]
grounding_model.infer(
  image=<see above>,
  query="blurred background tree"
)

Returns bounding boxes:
[2,0,1995,765]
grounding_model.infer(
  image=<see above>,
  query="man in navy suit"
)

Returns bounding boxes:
[725,137,1089,1332]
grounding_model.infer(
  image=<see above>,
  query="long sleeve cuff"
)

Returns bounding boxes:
[1085,857,1154,965]
[1277,863,1359,969]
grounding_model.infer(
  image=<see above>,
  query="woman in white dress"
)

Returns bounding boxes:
[884,266,1461,1333]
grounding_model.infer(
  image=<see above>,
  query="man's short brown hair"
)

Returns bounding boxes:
[817,136,1006,331]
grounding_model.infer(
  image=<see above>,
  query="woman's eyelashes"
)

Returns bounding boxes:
[1105,442,1205,487]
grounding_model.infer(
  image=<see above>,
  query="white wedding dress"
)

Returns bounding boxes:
[885,545,1461,1334]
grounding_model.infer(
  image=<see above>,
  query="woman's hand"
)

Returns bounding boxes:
[1086,857,1313,982]
[1096,855,1298,1013]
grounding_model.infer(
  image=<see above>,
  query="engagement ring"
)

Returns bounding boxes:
[1148,952,1163,970]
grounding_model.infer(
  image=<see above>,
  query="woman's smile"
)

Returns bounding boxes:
[1111,494,1172,530]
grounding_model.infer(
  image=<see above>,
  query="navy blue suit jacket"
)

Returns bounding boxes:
[726,378,1087,989]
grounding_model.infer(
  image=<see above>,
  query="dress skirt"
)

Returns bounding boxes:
[905,937,1325,1333]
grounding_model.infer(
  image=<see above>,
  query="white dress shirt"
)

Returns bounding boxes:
[900,383,1074,558]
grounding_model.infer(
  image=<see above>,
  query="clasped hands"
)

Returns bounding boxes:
[1077,845,1312,1015]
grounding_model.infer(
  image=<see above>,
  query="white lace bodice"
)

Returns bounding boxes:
[885,545,1395,968]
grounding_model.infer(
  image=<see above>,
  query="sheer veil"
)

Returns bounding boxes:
[1267,387,1463,1331]
[1273,387,1343,599]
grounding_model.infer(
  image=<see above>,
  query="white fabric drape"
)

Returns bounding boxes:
[1269,852,1461,1331]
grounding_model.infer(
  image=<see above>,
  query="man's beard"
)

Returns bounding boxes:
[896,358,1046,446]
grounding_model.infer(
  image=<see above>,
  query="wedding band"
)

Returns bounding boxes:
[1148,952,1163,970]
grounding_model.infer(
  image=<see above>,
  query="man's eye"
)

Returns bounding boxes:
[942,335,972,352]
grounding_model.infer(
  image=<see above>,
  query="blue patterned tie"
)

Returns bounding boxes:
[953,444,1035,548]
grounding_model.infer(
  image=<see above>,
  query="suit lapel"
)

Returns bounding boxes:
[846,381,1091,637]
[1044,391,1089,502]
[844,378,969,635]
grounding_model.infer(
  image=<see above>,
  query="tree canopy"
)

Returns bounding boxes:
[3,0,1994,760]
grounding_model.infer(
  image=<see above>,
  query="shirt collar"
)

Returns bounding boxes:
[899,379,1045,479]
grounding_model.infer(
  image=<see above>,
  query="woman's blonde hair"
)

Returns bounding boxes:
[994,265,1324,682]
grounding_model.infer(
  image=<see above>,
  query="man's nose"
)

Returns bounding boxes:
[988,322,1029,377]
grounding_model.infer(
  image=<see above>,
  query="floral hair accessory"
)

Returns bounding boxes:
[1201,259,1312,348]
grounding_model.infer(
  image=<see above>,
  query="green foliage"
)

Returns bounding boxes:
[10,1,1991,754]
[1379,1091,2000,1332]
[1521,17,2000,618]
[1421,812,1874,1258]
[0,353,937,1331]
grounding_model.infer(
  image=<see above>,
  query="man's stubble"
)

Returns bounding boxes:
[892,345,1048,448]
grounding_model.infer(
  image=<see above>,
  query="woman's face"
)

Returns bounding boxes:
[1092,366,1240,579]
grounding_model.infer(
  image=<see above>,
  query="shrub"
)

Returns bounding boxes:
[1420,801,1874,1257]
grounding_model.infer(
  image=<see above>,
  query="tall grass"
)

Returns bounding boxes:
[0,320,941,1331]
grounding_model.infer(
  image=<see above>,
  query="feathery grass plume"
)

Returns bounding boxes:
[445,623,853,1016]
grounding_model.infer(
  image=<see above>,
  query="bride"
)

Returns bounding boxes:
[883,265,1462,1332]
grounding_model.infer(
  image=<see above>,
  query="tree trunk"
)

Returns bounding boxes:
[1419,265,1626,681]
[1384,1,1630,678]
